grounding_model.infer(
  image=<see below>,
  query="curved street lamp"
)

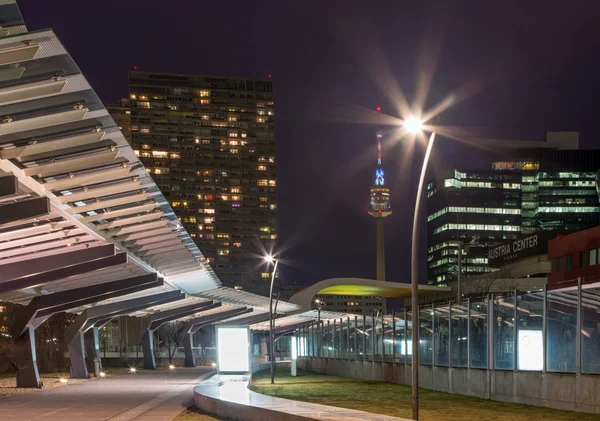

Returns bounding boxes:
[404,117,435,421]
[264,254,279,384]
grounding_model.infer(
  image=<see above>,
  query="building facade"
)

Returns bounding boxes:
[427,132,600,286]
[548,226,600,287]
[122,71,277,295]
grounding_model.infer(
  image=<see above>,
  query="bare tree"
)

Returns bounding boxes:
[157,321,183,364]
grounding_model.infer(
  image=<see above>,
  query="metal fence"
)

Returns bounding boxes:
[297,278,600,375]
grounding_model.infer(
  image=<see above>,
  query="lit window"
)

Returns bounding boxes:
[139,101,150,108]
[268,180,276,186]
[228,116,238,122]
[229,132,238,138]
[171,201,181,207]
[130,94,137,100]
[202,115,209,120]
[270,204,277,210]
[152,151,168,158]
[201,99,210,104]
[229,140,239,146]
[204,209,215,214]
[202,139,211,145]
[133,150,140,156]
[204,217,215,224]
[230,148,239,154]
[261,272,270,278]
[221,195,229,201]
[218,249,230,255]
[231,195,240,201]
[258,180,268,186]
[233,242,242,247]
[234,286,243,290]
[256,117,266,123]
[170,153,180,159]
[260,197,268,202]
[154,169,162,175]
[258,165,267,171]
[231,187,241,193]
[199,90,210,97]
[241,133,247,138]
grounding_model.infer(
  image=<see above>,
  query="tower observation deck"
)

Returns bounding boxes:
[368,132,391,281]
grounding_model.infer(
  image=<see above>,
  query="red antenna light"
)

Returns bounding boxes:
[268,73,272,78]
[376,105,381,112]
[133,65,138,70]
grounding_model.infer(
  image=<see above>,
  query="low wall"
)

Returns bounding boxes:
[298,357,600,415]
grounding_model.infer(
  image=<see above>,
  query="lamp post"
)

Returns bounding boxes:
[264,254,279,384]
[314,298,326,323]
[404,117,435,421]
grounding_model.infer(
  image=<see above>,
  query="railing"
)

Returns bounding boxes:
[297,277,600,375]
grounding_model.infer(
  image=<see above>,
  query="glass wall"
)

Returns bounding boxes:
[394,313,407,363]
[582,284,600,374]
[547,289,577,372]
[434,304,450,366]
[420,306,433,365]
[469,298,488,368]
[494,295,515,370]
[298,281,600,377]
[451,301,468,367]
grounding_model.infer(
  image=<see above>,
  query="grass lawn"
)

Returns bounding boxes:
[251,368,596,421]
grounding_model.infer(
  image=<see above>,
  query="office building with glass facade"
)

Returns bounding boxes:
[120,72,277,295]
[427,132,600,286]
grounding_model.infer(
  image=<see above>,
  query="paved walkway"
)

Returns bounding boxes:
[194,374,411,421]
[0,368,212,421]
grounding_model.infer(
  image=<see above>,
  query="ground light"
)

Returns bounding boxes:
[59,378,68,383]
[99,372,106,377]
[129,367,136,373]
[211,362,217,368]
[169,364,175,370]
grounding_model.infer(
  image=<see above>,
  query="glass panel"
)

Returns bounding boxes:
[420,306,433,365]
[364,317,372,360]
[516,292,543,371]
[494,295,515,370]
[406,311,413,364]
[582,284,600,373]
[394,313,407,363]
[341,319,348,359]
[547,289,577,372]
[434,305,450,366]
[451,301,468,367]
[469,298,488,368]
[374,317,383,359]
[0,4,25,27]
[349,318,357,359]
[383,316,393,361]
[357,318,366,358]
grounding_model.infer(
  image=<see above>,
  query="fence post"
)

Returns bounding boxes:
[542,285,547,373]
[513,289,518,371]
[488,294,494,370]
[467,297,471,368]
[363,314,367,362]
[354,316,358,361]
[392,310,396,363]
[404,308,408,365]
[577,277,582,374]
[432,302,436,367]
[448,300,452,366]
[381,312,385,363]
[371,314,376,362]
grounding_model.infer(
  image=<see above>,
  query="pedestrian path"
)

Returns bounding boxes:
[0,368,211,421]
[194,373,412,421]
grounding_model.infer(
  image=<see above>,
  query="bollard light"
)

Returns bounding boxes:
[129,367,136,373]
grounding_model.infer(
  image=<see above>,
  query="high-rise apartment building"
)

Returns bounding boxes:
[105,98,132,144]
[122,71,277,295]
[427,132,600,286]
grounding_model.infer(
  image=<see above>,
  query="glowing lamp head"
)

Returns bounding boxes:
[169,364,175,370]
[211,362,217,367]
[264,255,274,264]
[129,367,136,373]
[404,117,424,133]
[376,105,381,112]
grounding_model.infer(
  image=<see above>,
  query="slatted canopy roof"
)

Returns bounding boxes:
[0,26,298,319]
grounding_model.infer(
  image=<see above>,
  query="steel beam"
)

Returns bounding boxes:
[11,272,162,387]
[67,290,185,378]
[0,175,17,198]
[219,312,271,326]
[0,244,116,283]
[0,196,50,226]
[0,253,128,294]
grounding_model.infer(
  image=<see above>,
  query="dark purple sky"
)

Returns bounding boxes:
[19,0,600,285]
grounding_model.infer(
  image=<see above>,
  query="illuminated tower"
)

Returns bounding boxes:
[368,132,392,281]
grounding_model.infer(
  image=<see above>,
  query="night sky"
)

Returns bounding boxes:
[19,0,600,286]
